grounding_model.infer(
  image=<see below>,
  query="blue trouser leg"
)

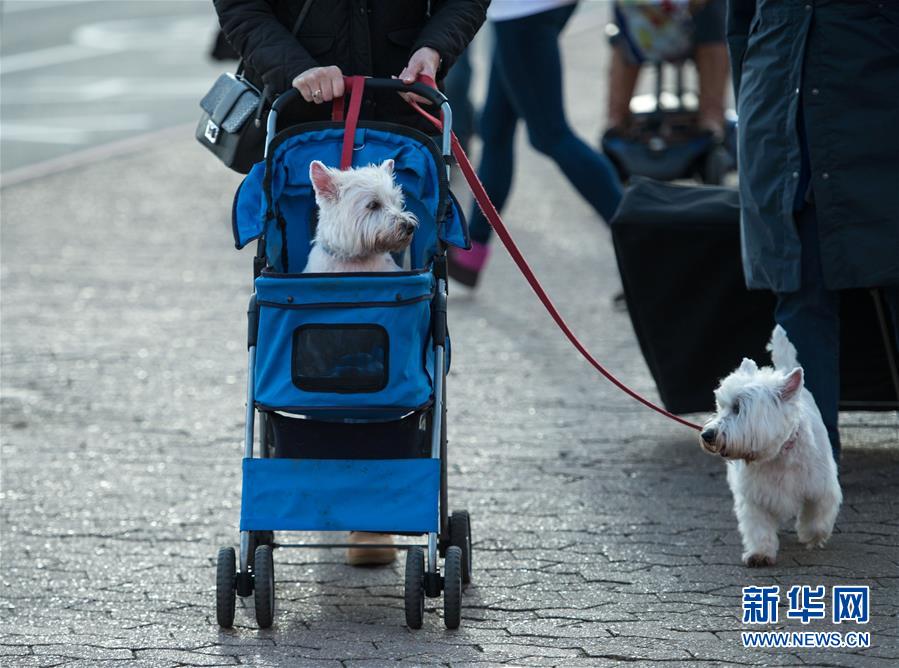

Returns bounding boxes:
[468,44,520,245]
[444,49,475,152]
[468,5,623,245]
[774,204,841,464]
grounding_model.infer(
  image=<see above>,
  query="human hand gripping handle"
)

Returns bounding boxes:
[292,65,346,104]
[397,47,441,105]
[291,46,438,105]
[399,46,441,84]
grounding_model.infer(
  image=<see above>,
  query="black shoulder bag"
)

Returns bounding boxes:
[196,0,314,173]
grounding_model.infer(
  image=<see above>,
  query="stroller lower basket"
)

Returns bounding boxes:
[267,409,432,460]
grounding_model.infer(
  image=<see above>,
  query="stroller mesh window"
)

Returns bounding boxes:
[292,325,389,393]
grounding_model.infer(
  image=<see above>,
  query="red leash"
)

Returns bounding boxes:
[332,75,366,170]
[407,77,703,432]
[330,75,702,431]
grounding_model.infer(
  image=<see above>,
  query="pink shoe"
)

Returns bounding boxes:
[447,241,490,287]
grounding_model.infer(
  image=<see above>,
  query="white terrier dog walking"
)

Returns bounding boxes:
[304,159,418,273]
[700,325,842,567]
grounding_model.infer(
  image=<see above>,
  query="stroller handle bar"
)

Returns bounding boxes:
[270,79,448,113]
[265,77,453,162]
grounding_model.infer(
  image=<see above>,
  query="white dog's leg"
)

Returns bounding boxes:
[796,491,840,549]
[737,501,780,567]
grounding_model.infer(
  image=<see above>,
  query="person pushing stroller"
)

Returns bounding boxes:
[214,0,488,566]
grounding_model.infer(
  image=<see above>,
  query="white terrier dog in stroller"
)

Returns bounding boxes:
[303,158,419,566]
[700,325,842,567]
[304,159,418,273]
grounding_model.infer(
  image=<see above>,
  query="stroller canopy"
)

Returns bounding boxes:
[233,123,469,273]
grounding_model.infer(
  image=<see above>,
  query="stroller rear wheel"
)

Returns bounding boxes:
[443,546,463,629]
[404,546,425,629]
[253,545,275,628]
[215,547,237,628]
[449,510,472,585]
[248,530,275,566]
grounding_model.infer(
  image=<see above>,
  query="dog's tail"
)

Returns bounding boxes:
[768,324,799,370]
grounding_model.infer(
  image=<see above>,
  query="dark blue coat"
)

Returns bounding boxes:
[727,0,899,292]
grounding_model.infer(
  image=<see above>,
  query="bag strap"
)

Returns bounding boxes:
[235,0,315,78]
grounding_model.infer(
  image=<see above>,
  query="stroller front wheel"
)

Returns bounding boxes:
[443,546,463,629]
[404,546,425,629]
[449,510,472,585]
[215,547,237,628]
[253,545,275,628]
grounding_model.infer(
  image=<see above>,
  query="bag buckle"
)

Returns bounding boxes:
[205,119,220,144]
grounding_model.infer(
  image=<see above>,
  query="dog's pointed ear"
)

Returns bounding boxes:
[381,158,395,174]
[739,357,758,374]
[779,367,804,400]
[310,160,339,202]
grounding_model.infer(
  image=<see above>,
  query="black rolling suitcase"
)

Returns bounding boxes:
[610,177,899,415]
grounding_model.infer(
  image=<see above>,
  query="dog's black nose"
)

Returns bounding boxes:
[402,221,416,235]
[701,428,717,443]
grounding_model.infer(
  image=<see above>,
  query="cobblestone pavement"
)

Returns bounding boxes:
[2,18,898,668]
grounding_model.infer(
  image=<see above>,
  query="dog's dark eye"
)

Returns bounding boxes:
[367,200,381,211]
[732,400,740,415]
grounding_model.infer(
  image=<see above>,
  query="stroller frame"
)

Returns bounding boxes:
[218,79,471,630]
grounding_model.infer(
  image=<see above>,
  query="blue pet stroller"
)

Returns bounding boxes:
[216,78,473,630]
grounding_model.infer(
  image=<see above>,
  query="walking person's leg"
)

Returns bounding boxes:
[492,5,623,223]
[469,50,520,244]
[448,39,520,287]
[444,48,476,152]
[692,0,729,136]
[606,46,641,132]
[774,204,842,464]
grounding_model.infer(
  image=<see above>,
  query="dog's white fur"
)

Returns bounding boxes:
[303,159,418,273]
[700,325,842,567]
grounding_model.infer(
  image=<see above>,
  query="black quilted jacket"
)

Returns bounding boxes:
[214,0,488,125]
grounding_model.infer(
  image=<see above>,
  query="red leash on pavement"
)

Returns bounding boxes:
[407,77,704,432]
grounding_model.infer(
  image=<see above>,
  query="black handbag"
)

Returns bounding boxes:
[196,72,266,173]
[196,0,314,173]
